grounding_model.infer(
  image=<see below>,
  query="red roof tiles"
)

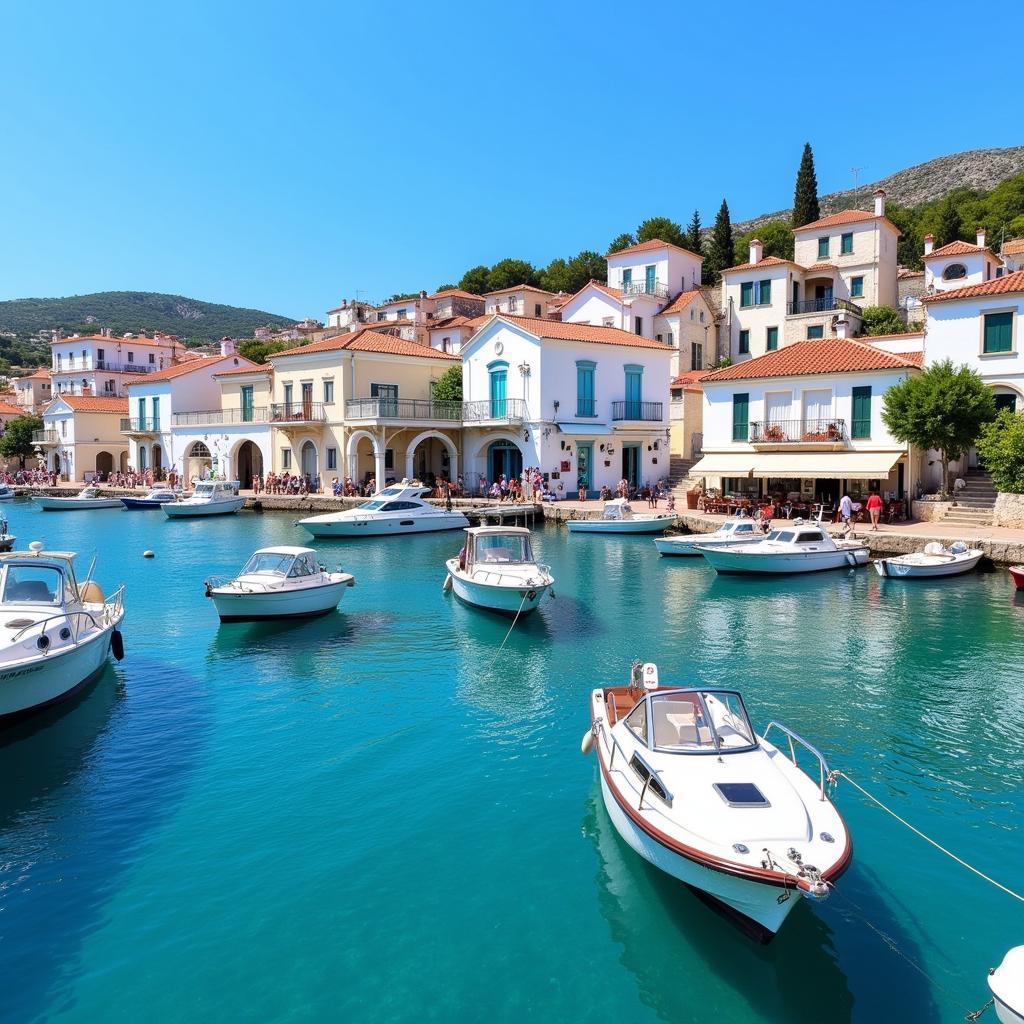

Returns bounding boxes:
[722,255,802,274]
[126,355,251,385]
[605,237,702,261]
[659,289,704,316]
[923,239,997,261]
[793,209,900,235]
[494,314,673,351]
[921,269,1024,303]
[1002,238,1024,256]
[272,326,457,360]
[0,401,23,417]
[55,395,130,413]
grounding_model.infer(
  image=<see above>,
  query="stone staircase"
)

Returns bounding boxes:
[940,469,997,527]
[667,455,699,502]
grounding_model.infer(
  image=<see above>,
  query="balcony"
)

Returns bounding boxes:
[120,418,161,435]
[611,401,664,422]
[462,398,528,424]
[172,408,269,426]
[623,280,670,300]
[270,402,327,424]
[750,418,848,449]
[345,398,463,424]
[96,360,158,374]
[786,297,862,316]
[33,430,59,446]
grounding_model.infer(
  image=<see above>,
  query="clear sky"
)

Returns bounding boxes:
[3,0,1021,319]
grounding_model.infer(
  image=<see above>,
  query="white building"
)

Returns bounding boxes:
[1002,238,1024,274]
[50,331,187,397]
[39,395,130,481]
[483,285,557,319]
[923,229,1003,293]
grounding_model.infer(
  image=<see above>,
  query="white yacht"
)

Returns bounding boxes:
[566,498,675,535]
[696,524,869,575]
[32,486,123,511]
[874,541,983,579]
[989,946,1024,1024]
[0,541,125,725]
[205,546,355,622]
[0,515,15,553]
[584,661,851,941]
[443,526,554,616]
[163,481,245,518]
[654,518,763,557]
[0,484,16,500]
[297,483,468,538]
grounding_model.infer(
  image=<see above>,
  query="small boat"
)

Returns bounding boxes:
[0,515,15,553]
[0,485,15,500]
[874,541,983,579]
[1009,566,1024,590]
[205,546,355,622]
[566,498,676,535]
[297,482,469,538]
[0,541,125,725]
[32,486,124,511]
[989,946,1024,1023]
[696,523,869,575]
[584,661,851,941]
[163,480,245,518]
[654,518,764,557]
[121,487,179,510]
[444,526,554,616]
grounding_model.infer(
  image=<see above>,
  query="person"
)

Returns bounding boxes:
[866,490,883,531]
[577,475,587,502]
[839,491,854,528]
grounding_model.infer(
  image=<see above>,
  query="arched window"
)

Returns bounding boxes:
[189,441,211,458]
[943,264,967,281]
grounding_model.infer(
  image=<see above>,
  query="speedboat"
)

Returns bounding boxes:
[163,480,245,518]
[205,546,355,622]
[989,946,1024,1023]
[874,541,983,579]
[0,515,15,553]
[0,541,125,725]
[0,484,15,500]
[443,526,554,616]
[297,483,469,538]
[654,518,763,557]
[583,661,851,941]
[566,498,675,535]
[1009,566,1024,590]
[696,524,869,575]
[32,486,123,511]
[121,487,179,510]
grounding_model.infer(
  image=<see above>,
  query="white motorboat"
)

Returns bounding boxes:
[297,483,469,538]
[584,661,851,941]
[205,546,355,622]
[443,526,554,616]
[0,515,15,553]
[32,486,123,511]
[696,524,869,575]
[121,487,179,510]
[163,480,245,518]
[0,541,125,725]
[0,484,15,500]
[989,946,1024,1024]
[654,518,764,557]
[566,498,676,535]
[874,540,983,579]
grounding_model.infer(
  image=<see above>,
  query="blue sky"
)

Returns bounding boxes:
[3,0,1021,319]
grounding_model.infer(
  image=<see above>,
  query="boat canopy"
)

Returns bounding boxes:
[602,499,634,521]
[468,530,535,566]
[239,549,320,578]
[765,527,829,545]
[0,557,77,606]
[623,689,757,755]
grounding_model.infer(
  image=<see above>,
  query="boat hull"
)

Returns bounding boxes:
[874,551,983,578]
[567,517,674,535]
[210,580,350,622]
[121,498,173,510]
[32,497,123,511]
[699,546,869,575]
[446,565,549,617]
[1009,566,1024,590]
[163,497,245,517]
[299,513,469,537]
[653,535,757,556]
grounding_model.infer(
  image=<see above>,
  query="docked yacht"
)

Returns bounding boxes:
[0,541,125,724]
[654,518,763,557]
[205,546,355,622]
[297,483,468,538]
[0,515,15,553]
[696,524,869,575]
[32,486,123,511]
[0,484,15,500]
[584,661,851,941]
[874,541,983,579]
[444,525,554,616]
[121,487,179,510]
[163,481,245,518]
[989,946,1024,1024]
[566,498,675,535]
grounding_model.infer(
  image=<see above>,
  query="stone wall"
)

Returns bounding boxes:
[994,492,1024,528]
[912,499,952,522]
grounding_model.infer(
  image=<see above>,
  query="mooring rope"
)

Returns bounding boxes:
[486,590,531,673]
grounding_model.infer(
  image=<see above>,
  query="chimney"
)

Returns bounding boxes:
[220,336,236,357]
[924,234,935,256]
[420,289,428,299]
[835,312,851,340]
[749,238,763,264]
[977,227,987,248]
[874,189,886,217]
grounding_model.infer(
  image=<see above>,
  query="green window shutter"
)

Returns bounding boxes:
[576,362,595,416]
[732,393,749,441]
[851,276,864,298]
[757,279,771,304]
[841,233,853,254]
[739,330,750,354]
[740,282,753,308]
[807,325,824,340]
[983,312,1014,353]
[766,327,778,351]
[852,386,872,438]
[818,237,829,258]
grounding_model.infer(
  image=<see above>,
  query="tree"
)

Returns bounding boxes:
[684,209,703,257]
[936,195,962,247]
[566,250,606,290]
[606,232,635,255]
[485,258,539,292]
[976,410,1024,493]
[387,292,419,302]
[732,221,794,265]
[434,283,457,293]
[859,305,906,336]
[882,360,996,493]
[236,338,294,364]
[458,265,490,295]
[636,216,687,249]
[792,142,820,228]
[0,414,43,468]
[704,199,734,283]
[430,364,463,403]
[539,258,572,294]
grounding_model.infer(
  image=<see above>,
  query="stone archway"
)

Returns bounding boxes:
[466,432,531,493]
[300,440,317,481]
[346,429,384,490]
[404,430,459,485]
[96,451,114,479]
[187,441,212,483]
[236,440,264,485]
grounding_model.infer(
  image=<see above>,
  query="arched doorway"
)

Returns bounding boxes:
[237,440,264,484]
[300,440,317,480]
[188,441,212,482]
[119,451,129,473]
[152,444,163,475]
[487,440,522,484]
[96,451,114,479]
[138,446,147,471]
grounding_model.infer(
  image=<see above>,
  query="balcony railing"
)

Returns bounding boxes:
[611,401,664,422]
[171,408,269,426]
[749,418,848,444]
[623,280,670,300]
[33,430,59,444]
[462,398,528,422]
[120,418,161,433]
[345,398,463,421]
[786,297,862,316]
[96,360,158,374]
[270,402,327,423]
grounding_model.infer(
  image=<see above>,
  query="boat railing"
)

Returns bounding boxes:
[596,720,674,809]
[468,564,549,587]
[762,721,831,800]
[12,609,106,649]
[104,585,125,622]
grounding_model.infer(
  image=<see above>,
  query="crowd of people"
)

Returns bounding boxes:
[255,473,324,496]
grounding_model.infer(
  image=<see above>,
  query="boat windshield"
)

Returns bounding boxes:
[79,488,100,498]
[473,534,533,564]
[194,483,216,497]
[359,499,387,511]
[647,690,757,754]
[603,502,632,520]
[766,530,795,543]
[286,553,319,577]
[722,520,756,535]
[1,564,68,606]
[239,552,294,576]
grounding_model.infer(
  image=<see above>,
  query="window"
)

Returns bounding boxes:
[732,393,749,441]
[807,325,824,340]
[576,360,596,417]
[283,383,293,409]
[327,447,337,470]
[740,282,754,308]
[534,303,542,316]
[282,448,291,468]
[98,348,105,362]
[841,233,853,255]
[441,337,451,352]
[983,312,1014,354]
[602,317,614,327]
[656,334,662,343]
[241,385,254,422]
[624,365,643,417]
[739,330,750,354]
[666,332,673,345]
[818,237,830,259]
[690,308,695,320]
[691,342,703,370]
[700,310,705,323]
[634,316,643,335]
[151,396,160,430]
[756,279,772,305]
[61,419,67,437]
[625,702,648,744]
[377,312,386,321]
[852,386,872,439]
[104,379,115,393]
[385,448,394,470]
[128,351,134,363]
[149,353,155,364]
[851,276,864,298]
[323,380,334,404]
[766,327,779,351]
[622,269,632,288]
[943,264,968,281]
[508,296,518,312]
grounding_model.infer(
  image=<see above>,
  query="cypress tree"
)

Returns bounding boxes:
[792,142,820,227]
[705,199,734,284]
[685,209,703,257]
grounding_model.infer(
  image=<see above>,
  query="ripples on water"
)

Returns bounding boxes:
[0,503,1021,1023]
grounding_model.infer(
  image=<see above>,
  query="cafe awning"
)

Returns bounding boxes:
[556,423,613,436]
[748,451,903,480]
[688,453,756,477]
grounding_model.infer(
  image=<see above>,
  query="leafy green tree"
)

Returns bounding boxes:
[539,258,572,294]
[458,265,491,295]
[792,143,820,227]
[434,283,457,293]
[430,364,463,403]
[936,195,963,247]
[636,216,687,249]
[387,292,419,302]
[976,411,1024,493]
[0,414,43,468]
[704,199,734,283]
[237,339,294,364]
[733,221,794,265]
[859,305,906,336]
[684,209,703,257]
[567,250,606,288]
[606,232,635,255]
[882,360,996,493]
[485,259,539,292]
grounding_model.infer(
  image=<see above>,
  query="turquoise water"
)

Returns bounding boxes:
[1,501,1022,1024]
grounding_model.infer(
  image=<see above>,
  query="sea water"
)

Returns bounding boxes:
[1,501,1021,1023]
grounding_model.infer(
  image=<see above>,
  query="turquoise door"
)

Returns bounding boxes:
[151,396,160,431]
[625,368,643,419]
[645,265,656,294]
[241,385,254,422]
[622,445,640,490]
[489,369,507,418]
[487,441,521,483]
[137,397,145,429]
[577,442,593,496]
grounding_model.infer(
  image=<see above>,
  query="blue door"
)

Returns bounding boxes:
[489,369,507,418]
[625,368,643,419]
[622,445,640,490]
[645,265,656,294]
[487,441,521,484]
[577,442,593,496]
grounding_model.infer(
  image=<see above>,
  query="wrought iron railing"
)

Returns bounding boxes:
[462,398,528,422]
[345,398,463,421]
[171,408,269,426]
[32,430,59,444]
[95,360,158,374]
[623,280,670,300]
[786,297,862,316]
[749,418,848,443]
[120,418,161,432]
[611,401,664,421]
[270,402,327,423]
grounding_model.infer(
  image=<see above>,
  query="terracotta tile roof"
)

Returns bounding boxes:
[670,370,707,391]
[862,331,925,341]
[658,288,704,316]
[483,284,556,297]
[793,209,901,235]
[25,368,51,380]
[429,316,473,330]
[494,314,673,351]
[55,395,130,413]
[1002,238,1024,256]
[700,339,921,383]
[590,280,625,300]
[428,288,483,301]
[214,365,272,378]
[722,255,802,274]
[804,262,838,273]
[895,351,925,366]
[51,334,179,348]
[923,239,998,261]
[0,401,23,417]
[605,237,702,261]
[921,269,1024,303]
[898,268,924,279]
[125,355,251,385]
[272,326,457,360]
